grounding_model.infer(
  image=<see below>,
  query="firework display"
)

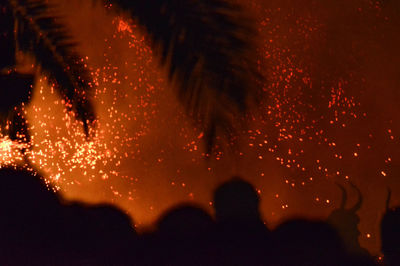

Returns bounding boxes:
[0,0,399,255]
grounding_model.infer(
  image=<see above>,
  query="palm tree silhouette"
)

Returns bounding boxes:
[0,0,261,151]
[0,0,94,144]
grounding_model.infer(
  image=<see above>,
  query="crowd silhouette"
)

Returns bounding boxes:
[0,167,398,265]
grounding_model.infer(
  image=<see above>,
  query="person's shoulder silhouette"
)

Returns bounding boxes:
[0,167,61,234]
[157,204,214,238]
[381,206,400,265]
[381,190,400,266]
[150,204,214,265]
[0,167,63,264]
[273,218,348,265]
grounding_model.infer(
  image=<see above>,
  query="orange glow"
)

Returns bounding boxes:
[0,0,399,256]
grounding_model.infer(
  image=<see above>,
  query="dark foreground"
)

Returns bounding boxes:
[0,168,398,265]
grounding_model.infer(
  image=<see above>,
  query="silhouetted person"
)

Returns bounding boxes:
[381,207,400,265]
[157,204,214,238]
[60,202,139,265]
[210,177,271,265]
[0,167,140,265]
[147,204,214,265]
[326,183,376,265]
[0,167,63,265]
[327,183,370,256]
[272,219,350,265]
[214,177,261,224]
[381,190,400,266]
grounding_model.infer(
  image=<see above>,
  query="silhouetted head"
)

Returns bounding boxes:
[327,183,364,254]
[213,177,260,223]
[0,167,60,217]
[58,202,138,265]
[157,204,213,238]
[0,167,62,263]
[381,189,400,265]
[87,204,136,237]
[273,219,346,265]
[152,205,214,265]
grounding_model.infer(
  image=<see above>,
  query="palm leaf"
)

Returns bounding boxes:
[8,0,95,135]
[0,0,16,69]
[110,0,262,151]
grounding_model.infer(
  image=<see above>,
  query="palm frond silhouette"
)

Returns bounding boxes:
[0,0,94,140]
[110,0,261,150]
[1,0,261,151]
